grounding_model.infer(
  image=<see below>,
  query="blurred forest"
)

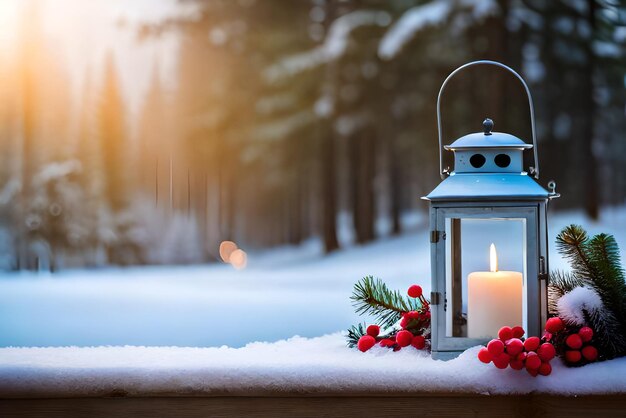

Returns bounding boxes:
[0,0,625,270]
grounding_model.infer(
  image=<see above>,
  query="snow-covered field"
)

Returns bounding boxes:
[1,207,626,396]
[0,207,625,348]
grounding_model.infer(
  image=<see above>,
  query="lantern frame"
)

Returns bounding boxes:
[424,61,558,360]
[427,201,548,359]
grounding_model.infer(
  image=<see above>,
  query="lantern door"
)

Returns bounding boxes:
[431,205,540,355]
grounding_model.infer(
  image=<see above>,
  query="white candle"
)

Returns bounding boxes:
[468,244,522,339]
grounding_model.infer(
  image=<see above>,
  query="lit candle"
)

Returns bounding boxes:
[468,244,522,339]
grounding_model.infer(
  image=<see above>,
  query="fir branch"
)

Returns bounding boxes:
[350,276,421,329]
[346,323,366,348]
[556,225,595,279]
[584,303,626,359]
[586,233,626,322]
[554,225,626,359]
[548,270,583,316]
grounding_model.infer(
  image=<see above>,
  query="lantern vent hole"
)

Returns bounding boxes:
[469,154,486,168]
[494,154,511,168]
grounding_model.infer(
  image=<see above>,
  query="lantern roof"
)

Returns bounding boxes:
[444,119,533,151]
[423,172,550,201]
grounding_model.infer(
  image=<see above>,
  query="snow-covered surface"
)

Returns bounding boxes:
[1,207,626,396]
[2,333,626,397]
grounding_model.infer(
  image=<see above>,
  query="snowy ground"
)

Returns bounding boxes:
[1,207,626,396]
[0,207,625,348]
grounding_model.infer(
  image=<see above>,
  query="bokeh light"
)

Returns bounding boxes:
[229,249,247,270]
[219,241,238,263]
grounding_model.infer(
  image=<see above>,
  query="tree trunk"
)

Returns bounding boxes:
[351,129,376,244]
[320,126,340,253]
[319,0,340,253]
[388,133,402,236]
[583,0,599,220]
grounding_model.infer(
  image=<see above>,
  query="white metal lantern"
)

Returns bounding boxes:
[423,61,560,360]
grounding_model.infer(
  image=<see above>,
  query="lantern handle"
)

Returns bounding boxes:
[436,60,539,180]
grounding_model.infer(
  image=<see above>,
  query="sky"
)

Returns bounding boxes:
[0,0,196,116]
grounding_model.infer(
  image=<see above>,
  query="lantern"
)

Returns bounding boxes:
[423,61,559,360]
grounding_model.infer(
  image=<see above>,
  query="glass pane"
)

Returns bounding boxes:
[444,218,526,338]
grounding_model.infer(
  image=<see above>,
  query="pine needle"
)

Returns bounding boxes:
[556,225,594,278]
[350,276,422,329]
[346,323,366,348]
[548,270,583,316]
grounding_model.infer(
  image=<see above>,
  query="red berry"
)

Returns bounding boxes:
[582,345,598,362]
[487,339,505,356]
[512,326,525,339]
[366,325,380,338]
[407,285,423,298]
[379,338,394,347]
[566,334,583,349]
[526,367,539,377]
[524,336,541,352]
[505,338,524,356]
[516,352,527,362]
[411,335,426,350]
[537,343,556,362]
[565,350,582,363]
[498,326,513,341]
[525,352,541,370]
[493,354,510,369]
[400,317,409,328]
[539,362,552,376]
[545,317,564,334]
[478,347,493,364]
[357,335,376,352]
[579,327,594,343]
[510,360,525,370]
[396,330,413,347]
[407,311,420,320]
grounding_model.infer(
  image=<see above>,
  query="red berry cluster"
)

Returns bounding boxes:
[546,317,598,365]
[357,285,430,353]
[477,325,555,377]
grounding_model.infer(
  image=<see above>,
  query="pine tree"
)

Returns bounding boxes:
[96,53,137,264]
[97,53,128,213]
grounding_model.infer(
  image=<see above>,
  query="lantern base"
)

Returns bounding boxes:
[431,350,464,361]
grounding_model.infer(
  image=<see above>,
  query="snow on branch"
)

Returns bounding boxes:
[557,286,604,326]
[378,0,499,60]
[265,10,391,83]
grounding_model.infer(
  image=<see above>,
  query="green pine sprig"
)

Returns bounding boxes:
[548,270,583,316]
[550,224,626,359]
[346,323,367,348]
[350,275,422,330]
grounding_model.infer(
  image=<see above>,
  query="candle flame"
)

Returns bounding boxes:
[490,243,498,272]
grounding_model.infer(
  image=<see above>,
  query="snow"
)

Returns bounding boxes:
[557,286,604,326]
[265,10,391,82]
[1,207,626,395]
[2,334,626,397]
[378,0,498,60]
[593,40,622,58]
